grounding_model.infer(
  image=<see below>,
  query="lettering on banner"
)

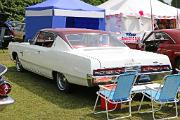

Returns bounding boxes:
[116,32,143,43]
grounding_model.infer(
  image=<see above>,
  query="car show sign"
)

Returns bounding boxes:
[115,32,145,44]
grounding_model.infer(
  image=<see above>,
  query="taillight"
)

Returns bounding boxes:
[93,67,125,76]
[94,77,113,83]
[0,82,11,96]
[141,65,170,73]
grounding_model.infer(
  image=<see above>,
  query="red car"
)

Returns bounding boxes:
[143,29,180,70]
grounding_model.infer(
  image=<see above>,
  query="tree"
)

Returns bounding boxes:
[0,0,43,21]
[158,0,165,3]
[82,0,107,5]
[171,0,180,8]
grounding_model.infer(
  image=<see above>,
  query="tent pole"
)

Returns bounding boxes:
[176,0,179,29]
[150,0,154,31]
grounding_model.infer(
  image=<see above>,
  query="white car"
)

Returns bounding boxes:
[8,28,171,92]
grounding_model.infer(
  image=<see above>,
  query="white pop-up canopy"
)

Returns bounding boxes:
[99,0,180,33]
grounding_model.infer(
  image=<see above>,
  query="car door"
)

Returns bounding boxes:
[24,31,56,78]
[155,32,175,59]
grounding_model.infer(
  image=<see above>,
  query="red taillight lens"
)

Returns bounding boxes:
[93,68,125,76]
[0,82,11,96]
[141,65,170,73]
[94,77,113,83]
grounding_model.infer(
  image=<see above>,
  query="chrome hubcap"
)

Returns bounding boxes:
[16,58,21,71]
[57,73,66,90]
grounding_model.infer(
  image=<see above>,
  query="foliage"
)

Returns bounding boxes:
[158,0,165,3]
[171,0,180,8]
[83,0,107,6]
[0,0,43,21]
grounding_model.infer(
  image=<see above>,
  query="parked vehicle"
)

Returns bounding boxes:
[0,13,14,48]
[0,64,14,110]
[13,23,25,42]
[7,21,21,28]
[8,28,171,92]
[143,29,180,70]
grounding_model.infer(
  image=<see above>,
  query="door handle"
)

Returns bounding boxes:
[37,51,40,54]
[19,51,23,56]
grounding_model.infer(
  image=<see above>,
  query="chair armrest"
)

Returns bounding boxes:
[144,86,160,92]
[99,84,116,91]
[145,83,162,91]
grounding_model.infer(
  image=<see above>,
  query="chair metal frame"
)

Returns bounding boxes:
[0,64,7,77]
[93,72,138,120]
[138,74,180,120]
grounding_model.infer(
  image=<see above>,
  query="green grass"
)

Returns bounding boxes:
[0,50,179,120]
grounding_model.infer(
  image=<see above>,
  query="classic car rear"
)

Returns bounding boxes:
[8,28,171,92]
[0,64,14,110]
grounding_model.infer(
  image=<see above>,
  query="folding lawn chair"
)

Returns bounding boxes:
[93,72,138,120]
[138,74,180,120]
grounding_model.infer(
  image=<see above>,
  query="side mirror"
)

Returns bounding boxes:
[137,39,144,49]
[138,42,144,48]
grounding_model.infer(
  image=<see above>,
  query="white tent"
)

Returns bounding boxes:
[98,0,180,33]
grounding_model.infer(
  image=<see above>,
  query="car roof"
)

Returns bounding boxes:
[154,29,180,43]
[39,28,110,47]
[40,28,109,35]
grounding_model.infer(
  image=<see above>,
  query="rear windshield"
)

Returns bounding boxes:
[66,33,127,48]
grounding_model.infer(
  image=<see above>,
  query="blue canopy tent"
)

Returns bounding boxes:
[25,0,105,40]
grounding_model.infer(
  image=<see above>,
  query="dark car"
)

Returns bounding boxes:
[143,29,180,69]
[0,13,14,48]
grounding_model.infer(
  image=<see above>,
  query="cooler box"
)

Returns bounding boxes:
[100,97,121,110]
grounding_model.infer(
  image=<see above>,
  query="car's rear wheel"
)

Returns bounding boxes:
[15,55,24,72]
[56,72,70,93]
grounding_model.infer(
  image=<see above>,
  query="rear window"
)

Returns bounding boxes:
[66,33,127,48]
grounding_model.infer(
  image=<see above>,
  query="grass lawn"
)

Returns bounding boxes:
[0,50,179,120]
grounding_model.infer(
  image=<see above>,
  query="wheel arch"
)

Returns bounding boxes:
[12,52,18,60]
[52,71,68,80]
[52,71,71,93]
[52,71,57,80]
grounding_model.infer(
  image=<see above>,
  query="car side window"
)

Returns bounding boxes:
[35,31,56,47]
[146,32,173,43]
[146,33,155,41]
[14,24,22,31]
[155,32,173,44]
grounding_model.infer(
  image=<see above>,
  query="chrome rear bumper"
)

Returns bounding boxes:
[87,71,171,86]
[0,96,14,111]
